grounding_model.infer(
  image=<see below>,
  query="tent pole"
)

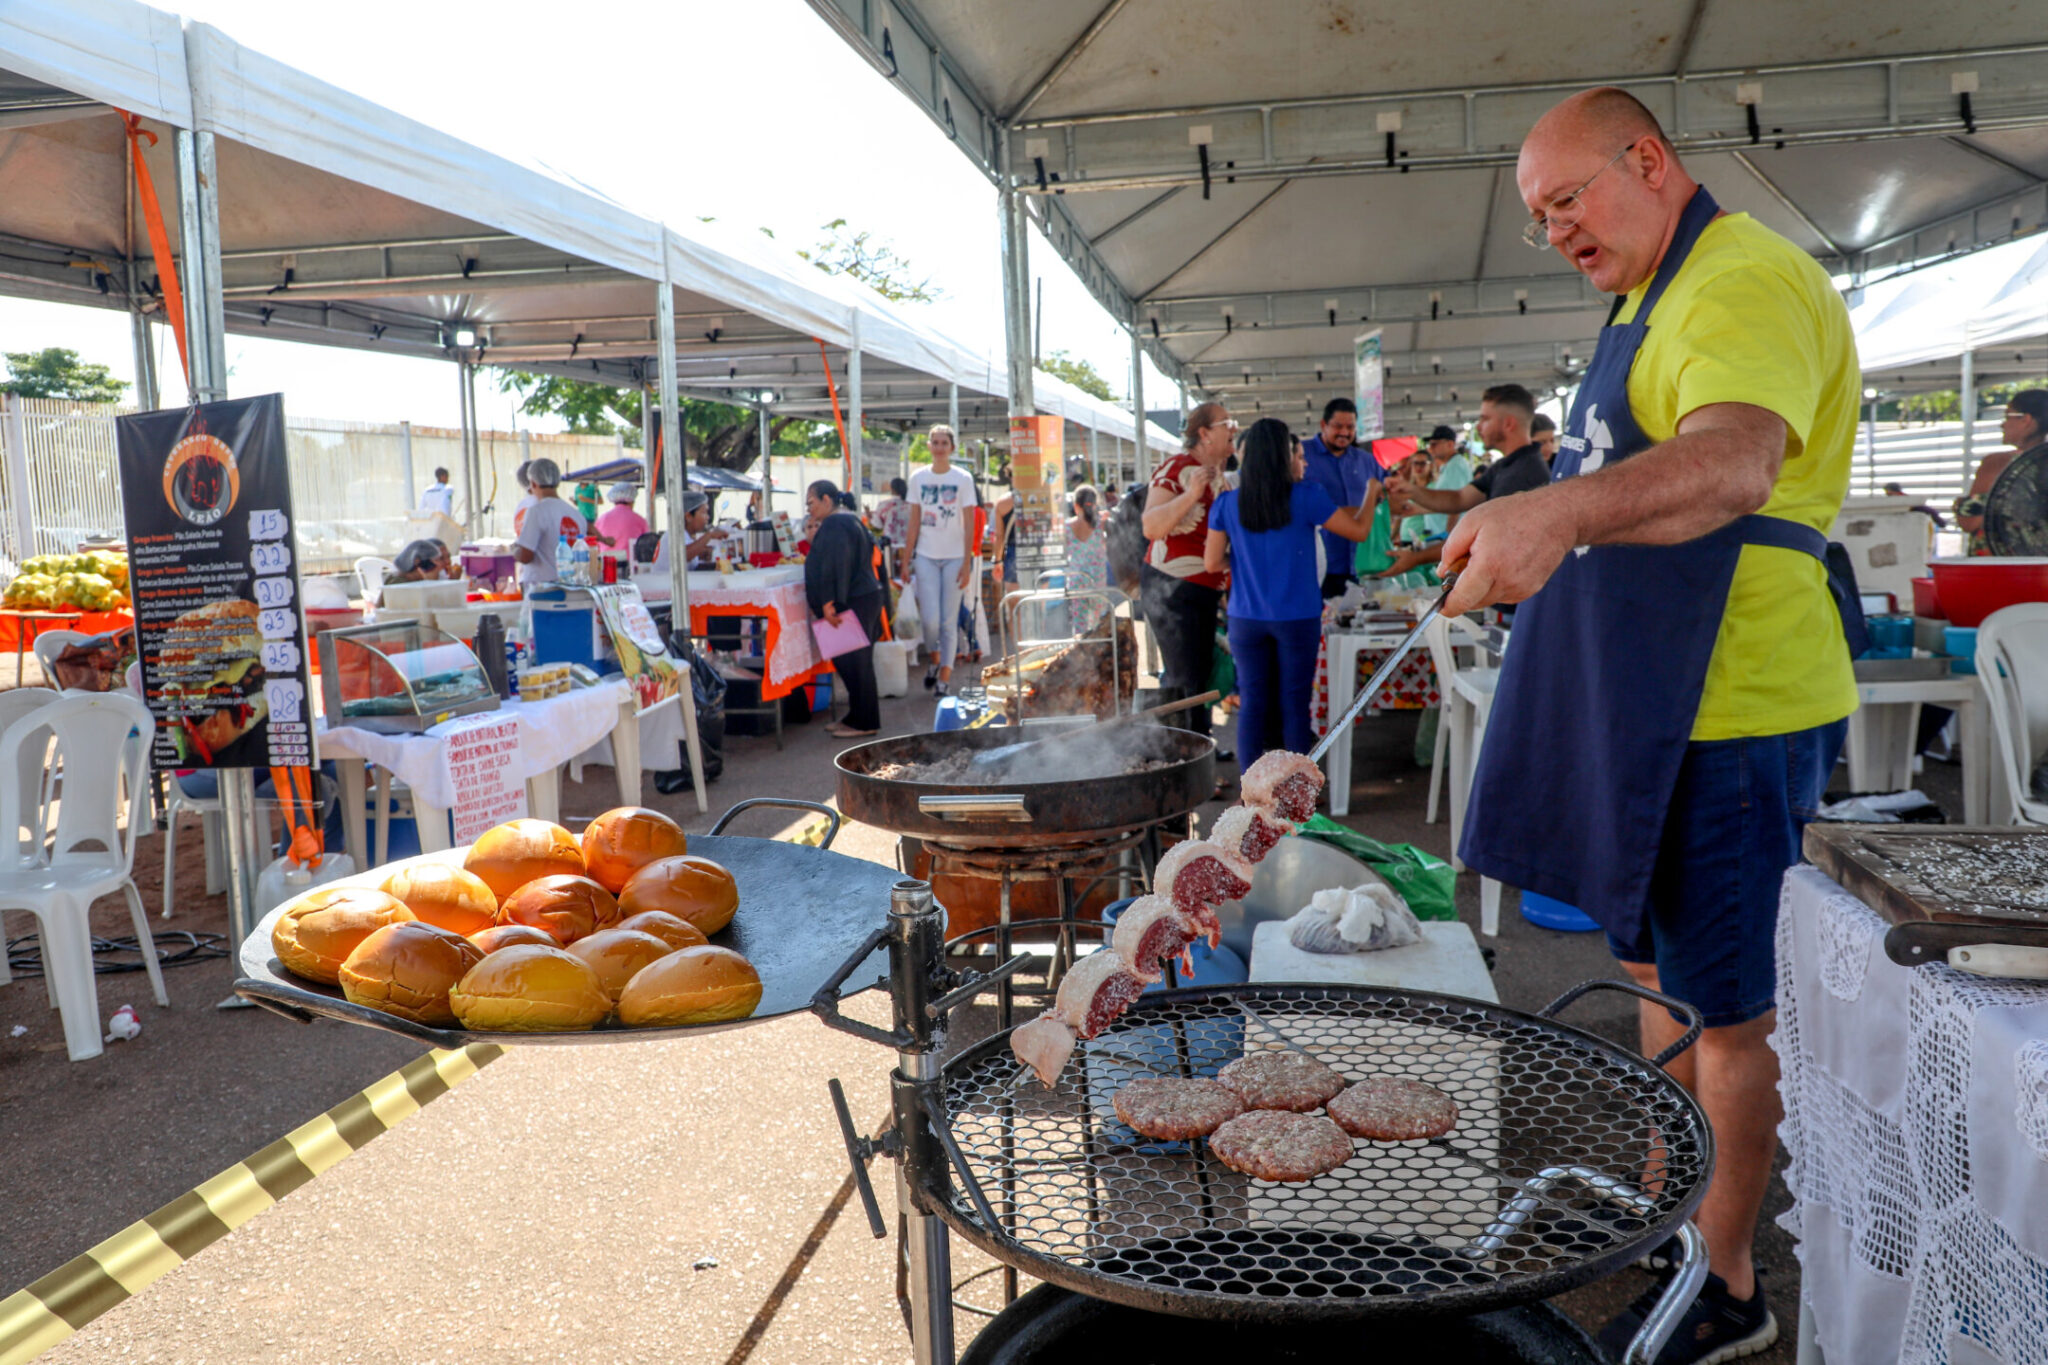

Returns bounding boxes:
[657,240,708,813]
[998,143,1036,421]
[1130,328,1148,482]
[1178,381,1189,429]
[1089,421,1100,489]
[642,383,658,531]
[398,420,416,513]
[177,120,256,1003]
[1959,349,1977,483]
[467,362,485,535]
[848,311,863,495]
[949,382,961,443]
[758,403,774,518]
[456,360,476,534]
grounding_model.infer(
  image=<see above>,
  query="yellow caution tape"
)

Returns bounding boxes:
[0,1043,502,1364]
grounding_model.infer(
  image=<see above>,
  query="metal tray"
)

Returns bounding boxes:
[235,832,900,1046]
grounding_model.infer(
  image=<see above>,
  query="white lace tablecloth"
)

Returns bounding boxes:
[317,680,632,810]
[1776,864,2048,1365]
[635,569,825,700]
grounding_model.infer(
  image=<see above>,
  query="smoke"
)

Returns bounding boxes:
[984,718,1180,786]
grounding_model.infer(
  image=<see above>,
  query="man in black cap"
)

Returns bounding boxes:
[1425,423,1461,465]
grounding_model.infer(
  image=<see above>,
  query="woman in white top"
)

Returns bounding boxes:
[899,424,978,695]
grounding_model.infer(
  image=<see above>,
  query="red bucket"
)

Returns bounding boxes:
[1910,576,1942,619]
[1928,558,2048,627]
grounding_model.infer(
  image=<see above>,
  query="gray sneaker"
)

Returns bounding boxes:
[1596,1270,1778,1364]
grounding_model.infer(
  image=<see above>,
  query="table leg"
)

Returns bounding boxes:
[337,759,368,869]
[1957,686,2000,825]
[527,768,562,824]
[373,767,393,869]
[1844,707,1871,793]
[415,802,452,853]
[1324,643,1358,818]
[613,701,642,806]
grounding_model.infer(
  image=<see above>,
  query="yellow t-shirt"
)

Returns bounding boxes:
[1613,211,1859,740]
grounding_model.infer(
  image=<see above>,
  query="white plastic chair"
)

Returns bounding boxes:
[355,556,399,607]
[1974,603,2048,827]
[1424,613,1503,935]
[30,628,91,685]
[0,688,61,992]
[0,691,169,1061]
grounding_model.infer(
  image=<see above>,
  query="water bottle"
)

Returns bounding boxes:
[573,537,591,585]
[558,531,574,583]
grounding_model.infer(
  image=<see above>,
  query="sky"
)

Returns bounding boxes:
[0,0,1175,431]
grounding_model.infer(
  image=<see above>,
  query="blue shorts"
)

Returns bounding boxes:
[1606,719,1846,1029]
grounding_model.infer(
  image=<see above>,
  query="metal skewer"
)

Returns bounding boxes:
[1308,568,1463,765]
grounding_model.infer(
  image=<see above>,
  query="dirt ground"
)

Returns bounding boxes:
[3,650,1971,1362]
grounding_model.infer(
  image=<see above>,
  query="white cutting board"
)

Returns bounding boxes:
[1249,920,1498,1003]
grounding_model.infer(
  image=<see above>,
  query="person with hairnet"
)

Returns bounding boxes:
[389,539,453,583]
[512,457,586,584]
[595,482,649,568]
[652,490,730,572]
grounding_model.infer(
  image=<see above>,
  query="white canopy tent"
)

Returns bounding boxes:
[804,0,2048,434]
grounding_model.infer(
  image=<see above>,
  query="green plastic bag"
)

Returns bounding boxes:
[1291,813,1458,921]
[1351,498,1396,577]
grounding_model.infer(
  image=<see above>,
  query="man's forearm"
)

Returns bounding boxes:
[1560,425,1781,548]
[1402,485,1467,513]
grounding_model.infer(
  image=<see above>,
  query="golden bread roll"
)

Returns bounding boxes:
[496,874,619,945]
[468,923,557,954]
[566,929,676,1005]
[449,945,611,1032]
[273,887,416,985]
[462,819,585,901]
[380,863,498,937]
[617,855,739,935]
[338,921,484,1026]
[613,910,710,953]
[579,807,688,894]
[617,945,763,1026]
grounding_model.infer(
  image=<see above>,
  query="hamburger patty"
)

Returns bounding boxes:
[1216,1049,1346,1112]
[1207,1110,1353,1183]
[1112,1078,1245,1140]
[1327,1077,1459,1141]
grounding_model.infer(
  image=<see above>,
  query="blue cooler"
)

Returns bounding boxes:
[528,587,599,670]
[1520,890,1601,933]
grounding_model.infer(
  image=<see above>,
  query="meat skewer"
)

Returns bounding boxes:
[1109,895,1202,982]
[1010,950,1148,1087]
[1208,802,1295,864]
[1153,838,1255,921]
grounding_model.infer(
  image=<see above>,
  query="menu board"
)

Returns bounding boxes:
[446,713,525,843]
[116,395,312,770]
[1007,414,1066,576]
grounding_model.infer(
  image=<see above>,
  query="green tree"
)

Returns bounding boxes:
[791,219,943,305]
[2,348,129,403]
[1878,379,2048,424]
[1040,349,1117,402]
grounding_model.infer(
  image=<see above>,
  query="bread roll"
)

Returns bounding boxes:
[579,807,688,894]
[380,863,498,937]
[273,887,416,985]
[613,910,710,953]
[616,855,739,935]
[339,921,484,1026]
[449,945,611,1032]
[468,923,557,954]
[463,819,585,901]
[617,945,762,1026]
[496,874,620,946]
[567,929,676,1005]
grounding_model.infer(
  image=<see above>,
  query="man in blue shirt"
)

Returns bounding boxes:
[1301,397,1385,598]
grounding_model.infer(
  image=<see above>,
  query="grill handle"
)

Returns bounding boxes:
[709,797,841,847]
[916,794,1031,822]
[1538,978,1704,1069]
[827,1077,892,1240]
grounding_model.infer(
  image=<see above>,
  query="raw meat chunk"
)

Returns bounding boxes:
[1051,951,1148,1040]
[1154,839,1254,917]
[1111,896,1200,982]
[1241,751,1325,823]
[1209,804,1293,864]
[1011,1015,1078,1087]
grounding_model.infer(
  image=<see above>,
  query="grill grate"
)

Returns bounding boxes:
[926,984,1711,1322]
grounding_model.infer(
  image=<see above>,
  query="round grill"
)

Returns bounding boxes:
[925,984,1711,1322]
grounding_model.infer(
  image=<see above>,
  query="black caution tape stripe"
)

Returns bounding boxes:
[0,1043,502,1363]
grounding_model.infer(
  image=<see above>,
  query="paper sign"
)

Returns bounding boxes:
[1354,329,1385,442]
[446,714,525,843]
[1008,415,1067,575]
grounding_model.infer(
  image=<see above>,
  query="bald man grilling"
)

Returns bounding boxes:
[1445,89,1859,1362]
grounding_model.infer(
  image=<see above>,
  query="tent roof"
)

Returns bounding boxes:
[806,0,2048,428]
[0,0,1175,454]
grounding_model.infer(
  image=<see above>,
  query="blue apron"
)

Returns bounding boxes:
[1457,187,1833,946]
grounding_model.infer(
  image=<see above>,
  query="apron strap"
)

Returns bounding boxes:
[1736,513,1826,560]
[1626,187,1723,323]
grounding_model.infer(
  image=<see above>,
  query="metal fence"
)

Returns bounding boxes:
[1852,418,2007,500]
[0,397,627,575]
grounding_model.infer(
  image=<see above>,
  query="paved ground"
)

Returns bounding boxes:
[5,649,1969,1362]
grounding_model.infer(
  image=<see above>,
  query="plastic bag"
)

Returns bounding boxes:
[1286,884,1423,954]
[894,588,922,642]
[1291,814,1457,921]
[1352,498,1396,577]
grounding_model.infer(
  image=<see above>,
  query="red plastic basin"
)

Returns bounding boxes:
[1910,576,1942,619]
[1928,557,2048,627]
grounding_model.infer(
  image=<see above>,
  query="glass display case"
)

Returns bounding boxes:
[317,619,499,733]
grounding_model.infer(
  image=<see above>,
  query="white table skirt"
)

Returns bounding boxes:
[1776,864,2048,1365]
[318,679,632,810]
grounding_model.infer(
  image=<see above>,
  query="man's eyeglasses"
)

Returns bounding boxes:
[1521,140,1641,249]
